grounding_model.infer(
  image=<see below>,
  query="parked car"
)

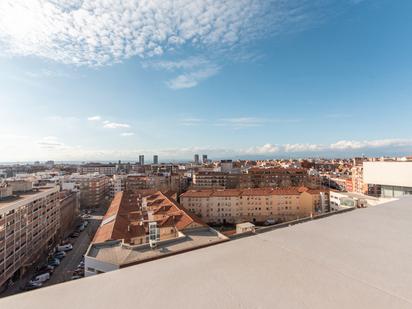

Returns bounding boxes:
[83,220,89,227]
[53,251,66,259]
[71,275,82,280]
[264,219,276,225]
[21,282,42,291]
[57,244,73,252]
[48,258,60,267]
[36,267,53,276]
[30,273,50,284]
[37,264,54,272]
[69,232,80,238]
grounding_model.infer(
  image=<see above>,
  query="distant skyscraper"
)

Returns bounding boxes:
[153,155,159,165]
[202,154,208,164]
[194,154,200,165]
[139,155,145,166]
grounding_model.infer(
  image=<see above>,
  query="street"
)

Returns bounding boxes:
[45,213,102,286]
[0,210,103,298]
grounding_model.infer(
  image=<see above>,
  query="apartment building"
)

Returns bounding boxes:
[110,174,127,198]
[125,174,186,193]
[0,186,12,200]
[180,187,329,224]
[78,163,117,176]
[70,174,110,209]
[351,165,367,194]
[241,168,309,188]
[0,186,60,288]
[192,172,240,189]
[59,190,80,238]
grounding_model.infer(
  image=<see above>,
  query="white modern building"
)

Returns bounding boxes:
[363,162,412,198]
[329,191,391,211]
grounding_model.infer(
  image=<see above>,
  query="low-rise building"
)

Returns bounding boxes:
[329,191,393,211]
[85,191,227,276]
[236,222,255,234]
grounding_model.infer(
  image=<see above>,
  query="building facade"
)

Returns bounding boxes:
[192,172,240,189]
[78,163,117,176]
[180,187,329,224]
[0,186,60,288]
[71,174,110,209]
[240,168,309,189]
[59,190,80,238]
[363,162,412,198]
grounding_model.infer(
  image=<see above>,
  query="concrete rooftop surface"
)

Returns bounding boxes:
[2,198,412,309]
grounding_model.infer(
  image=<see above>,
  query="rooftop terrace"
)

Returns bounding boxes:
[1,198,411,308]
[87,227,228,266]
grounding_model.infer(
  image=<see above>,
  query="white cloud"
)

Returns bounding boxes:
[0,0,307,66]
[179,118,205,126]
[120,132,135,137]
[165,64,220,89]
[145,57,211,71]
[0,1,363,88]
[36,136,66,150]
[247,139,412,155]
[330,139,412,150]
[246,144,280,154]
[1,137,411,162]
[0,0,361,67]
[217,117,267,128]
[25,69,64,78]
[103,122,130,129]
[87,115,101,121]
[215,117,301,128]
[283,143,324,153]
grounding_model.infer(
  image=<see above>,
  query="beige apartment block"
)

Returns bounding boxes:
[180,187,329,224]
[0,186,60,288]
[71,174,110,209]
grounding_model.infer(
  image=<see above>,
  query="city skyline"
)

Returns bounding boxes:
[1,0,412,161]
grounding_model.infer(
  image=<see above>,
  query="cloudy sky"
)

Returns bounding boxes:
[1,0,412,162]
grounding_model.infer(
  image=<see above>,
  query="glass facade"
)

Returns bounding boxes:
[381,185,412,198]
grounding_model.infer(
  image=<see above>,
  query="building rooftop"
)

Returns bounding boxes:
[0,186,58,210]
[2,198,412,308]
[180,187,324,198]
[87,227,227,266]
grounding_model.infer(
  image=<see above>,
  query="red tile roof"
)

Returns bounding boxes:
[181,187,305,198]
[94,190,207,244]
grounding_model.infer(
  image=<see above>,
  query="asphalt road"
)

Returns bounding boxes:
[0,210,103,298]
[45,214,102,286]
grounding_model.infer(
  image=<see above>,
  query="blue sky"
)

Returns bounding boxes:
[1,0,412,162]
